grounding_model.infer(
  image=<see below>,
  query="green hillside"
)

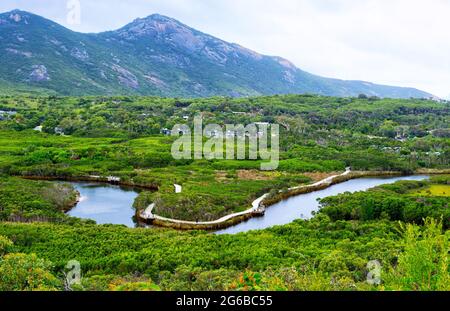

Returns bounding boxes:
[0,10,434,98]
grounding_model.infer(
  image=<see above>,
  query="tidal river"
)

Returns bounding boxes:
[67,182,140,227]
[66,175,428,232]
[216,175,429,234]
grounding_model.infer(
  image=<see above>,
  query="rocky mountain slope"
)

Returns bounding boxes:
[0,10,433,98]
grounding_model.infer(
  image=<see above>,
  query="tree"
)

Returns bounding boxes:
[42,117,58,134]
[0,253,61,291]
[384,218,449,291]
[59,117,83,135]
[380,120,398,138]
[0,235,12,256]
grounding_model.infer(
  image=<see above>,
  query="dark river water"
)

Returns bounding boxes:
[67,182,141,227]
[66,175,429,231]
[216,175,429,234]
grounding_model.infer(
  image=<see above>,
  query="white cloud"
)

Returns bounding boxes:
[1,0,449,96]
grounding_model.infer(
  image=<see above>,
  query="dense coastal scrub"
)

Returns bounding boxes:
[0,94,448,220]
[0,215,448,291]
[0,177,80,223]
[319,175,450,228]
[0,94,448,291]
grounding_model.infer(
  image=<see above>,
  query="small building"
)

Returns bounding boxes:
[395,135,407,142]
[161,128,172,136]
[0,110,17,120]
[107,176,121,183]
[425,152,441,156]
[54,127,64,135]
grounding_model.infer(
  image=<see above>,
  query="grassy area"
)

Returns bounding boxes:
[411,185,450,197]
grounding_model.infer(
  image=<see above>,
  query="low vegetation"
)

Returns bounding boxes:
[0,94,448,291]
[319,176,450,228]
[0,177,79,223]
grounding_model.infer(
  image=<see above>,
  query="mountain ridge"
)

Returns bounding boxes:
[0,9,434,98]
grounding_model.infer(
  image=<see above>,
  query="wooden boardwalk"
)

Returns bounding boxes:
[140,168,351,228]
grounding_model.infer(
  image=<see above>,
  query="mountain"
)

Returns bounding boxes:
[0,9,433,98]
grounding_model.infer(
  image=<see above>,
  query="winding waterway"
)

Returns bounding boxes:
[66,175,429,232]
[216,175,429,234]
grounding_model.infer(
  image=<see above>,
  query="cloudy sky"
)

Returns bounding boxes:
[1,0,449,97]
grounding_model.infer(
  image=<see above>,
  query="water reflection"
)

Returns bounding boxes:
[67,182,141,227]
[217,175,429,235]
